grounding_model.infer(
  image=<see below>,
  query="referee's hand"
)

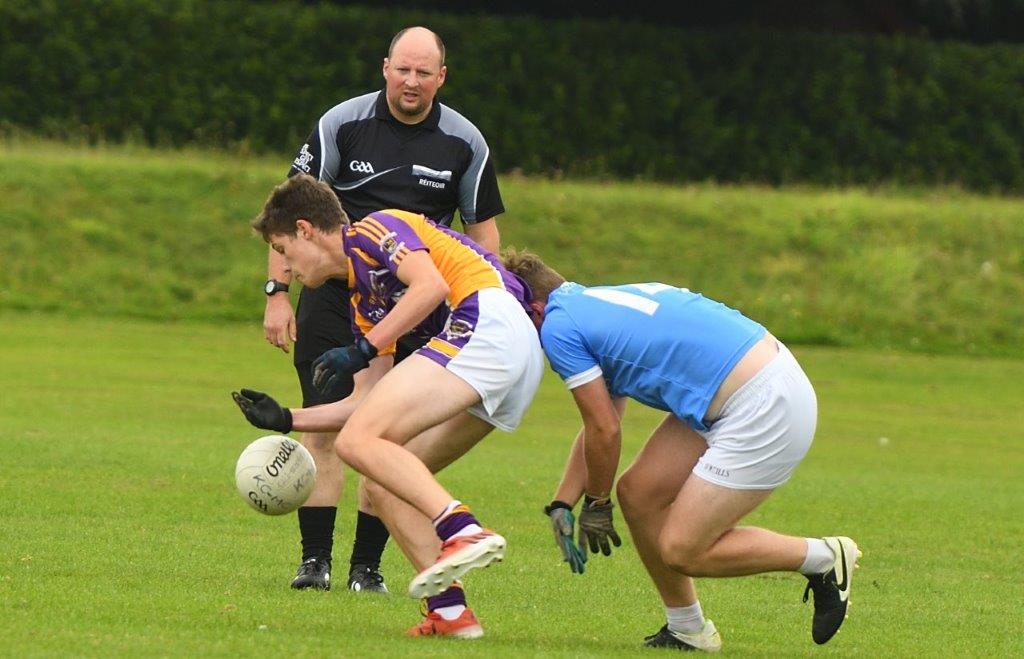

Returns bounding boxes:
[264,295,295,353]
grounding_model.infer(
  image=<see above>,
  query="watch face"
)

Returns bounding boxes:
[265,280,276,295]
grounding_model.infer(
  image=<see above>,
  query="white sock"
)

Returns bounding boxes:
[799,538,836,575]
[666,601,705,635]
[434,604,466,620]
[433,500,462,524]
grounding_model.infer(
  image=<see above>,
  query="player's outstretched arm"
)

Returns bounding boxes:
[232,389,292,432]
[233,355,393,433]
[544,501,587,574]
[545,396,628,570]
[570,380,625,557]
[551,428,587,507]
[295,354,393,431]
[545,428,589,574]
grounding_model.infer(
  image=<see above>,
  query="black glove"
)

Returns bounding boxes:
[578,495,622,557]
[231,389,292,433]
[544,501,587,574]
[311,337,378,395]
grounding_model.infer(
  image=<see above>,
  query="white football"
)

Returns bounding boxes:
[235,435,316,515]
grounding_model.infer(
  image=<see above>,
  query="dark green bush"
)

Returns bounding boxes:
[2,0,1023,190]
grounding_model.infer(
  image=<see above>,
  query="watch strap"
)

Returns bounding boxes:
[264,279,289,296]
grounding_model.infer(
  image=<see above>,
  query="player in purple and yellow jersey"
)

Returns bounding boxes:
[233,174,543,638]
[343,208,530,381]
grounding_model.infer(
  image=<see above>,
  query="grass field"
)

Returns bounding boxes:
[1,312,1022,657]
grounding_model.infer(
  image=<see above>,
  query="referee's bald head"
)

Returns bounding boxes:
[389,26,445,67]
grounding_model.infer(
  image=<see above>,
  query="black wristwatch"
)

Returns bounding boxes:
[264,279,289,296]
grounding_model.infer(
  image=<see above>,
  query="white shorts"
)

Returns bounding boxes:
[418,287,544,432]
[694,342,817,490]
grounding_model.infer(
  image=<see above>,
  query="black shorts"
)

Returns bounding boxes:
[294,279,423,408]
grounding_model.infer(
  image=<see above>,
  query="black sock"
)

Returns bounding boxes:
[349,511,390,569]
[297,506,336,561]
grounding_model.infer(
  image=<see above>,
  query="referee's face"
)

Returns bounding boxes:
[383,34,446,124]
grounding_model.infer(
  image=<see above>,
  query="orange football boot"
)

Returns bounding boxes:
[407,530,506,599]
[406,608,484,639]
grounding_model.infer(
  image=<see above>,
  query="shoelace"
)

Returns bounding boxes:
[802,573,838,604]
[411,615,444,635]
[298,558,327,575]
[351,566,384,585]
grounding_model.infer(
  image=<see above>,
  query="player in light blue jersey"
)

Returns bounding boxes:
[504,250,860,651]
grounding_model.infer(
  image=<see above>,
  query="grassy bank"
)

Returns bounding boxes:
[1,140,1022,356]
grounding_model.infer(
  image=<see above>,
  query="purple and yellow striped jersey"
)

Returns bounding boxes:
[343,209,529,354]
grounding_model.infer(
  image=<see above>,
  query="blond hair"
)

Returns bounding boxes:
[501,247,565,304]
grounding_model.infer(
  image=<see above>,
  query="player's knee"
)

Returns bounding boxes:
[334,430,367,472]
[616,469,663,518]
[615,470,645,514]
[658,529,703,575]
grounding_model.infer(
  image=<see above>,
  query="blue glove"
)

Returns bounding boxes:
[545,501,587,574]
[311,337,378,395]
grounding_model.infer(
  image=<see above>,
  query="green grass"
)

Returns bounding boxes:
[1,312,1022,657]
[1,140,1023,356]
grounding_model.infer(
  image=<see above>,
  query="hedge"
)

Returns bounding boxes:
[2,0,1023,190]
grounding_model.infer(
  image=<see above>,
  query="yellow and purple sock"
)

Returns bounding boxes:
[427,582,467,620]
[433,500,482,541]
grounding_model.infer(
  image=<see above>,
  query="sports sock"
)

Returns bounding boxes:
[427,583,467,620]
[349,510,390,568]
[799,537,836,575]
[297,506,336,561]
[432,500,482,541]
[666,601,705,635]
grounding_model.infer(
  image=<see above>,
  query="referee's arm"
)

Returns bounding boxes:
[464,218,500,254]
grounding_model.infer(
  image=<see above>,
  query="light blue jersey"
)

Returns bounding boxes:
[541,282,766,431]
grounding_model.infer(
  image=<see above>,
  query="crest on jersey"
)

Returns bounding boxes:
[379,231,403,257]
[444,318,475,341]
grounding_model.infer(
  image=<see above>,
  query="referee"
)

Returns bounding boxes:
[262,26,505,593]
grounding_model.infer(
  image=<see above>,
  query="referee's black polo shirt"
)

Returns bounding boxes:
[288,90,504,229]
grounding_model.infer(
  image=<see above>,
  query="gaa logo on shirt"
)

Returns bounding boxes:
[293,144,315,173]
[350,160,375,174]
